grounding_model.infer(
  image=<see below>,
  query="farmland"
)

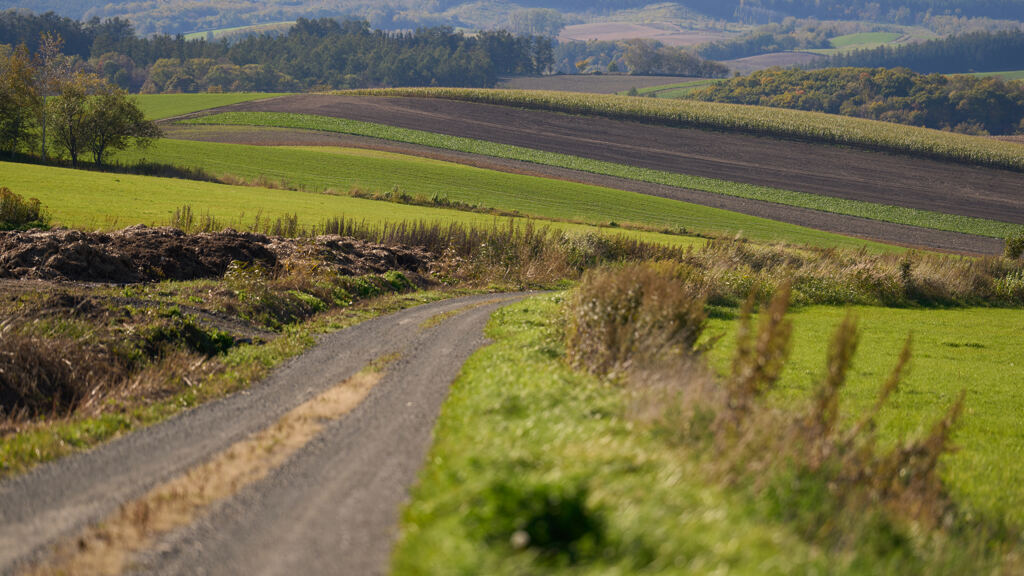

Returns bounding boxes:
[114,138,891,248]
[179,96,1023,243]
[135,93,291,121]
[0,160,696,248]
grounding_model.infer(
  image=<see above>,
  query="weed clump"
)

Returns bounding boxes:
[0,187,48,231]
[565,262,707,376]
[1005,229,1024,260]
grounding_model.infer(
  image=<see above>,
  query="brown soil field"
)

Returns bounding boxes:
[497,75,698,94]
[165,124,1004,255]
[723,51,827,74]
[219,95,1024,228]
[558,22,733,46]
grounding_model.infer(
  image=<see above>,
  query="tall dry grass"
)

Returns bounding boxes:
[564,264,1006,569]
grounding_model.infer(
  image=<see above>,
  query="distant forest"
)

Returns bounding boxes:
[0,12,553,91]
[692,67,1024,135]
[825,30,1024,74]
[3,0,1024,35]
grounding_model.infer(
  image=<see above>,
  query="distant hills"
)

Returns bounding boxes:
[2,0,1024,36]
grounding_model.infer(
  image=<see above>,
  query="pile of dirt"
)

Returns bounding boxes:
[0,226,433,283]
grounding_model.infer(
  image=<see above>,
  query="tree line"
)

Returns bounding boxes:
[680,0,1024,25]
[0,35,160,166]
[824,30,1024,74]
[0,11,553,92]
[690,66,1024,135]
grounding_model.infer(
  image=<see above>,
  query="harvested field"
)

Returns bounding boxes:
[208,95,1024,227]
[0,225,431,283]
[164,125,1005,255]
[558,22,732,47]
[497,75,699,94]
[723,51,826,74]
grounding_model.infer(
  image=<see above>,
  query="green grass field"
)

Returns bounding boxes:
[115,136,900,250]
[829,31,903,49]
[183,21,294,41]
[704,305,1024,526]
[963,70,1024,81]
[621,79,722,98]
[183,111,1020,239]
[0,160,698,248]
[134,93,290,121]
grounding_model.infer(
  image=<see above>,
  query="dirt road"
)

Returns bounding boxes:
[0,293,526,575]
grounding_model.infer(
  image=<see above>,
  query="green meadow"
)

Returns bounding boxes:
[0,160,698,247]
[115,137,895,249]
[134,93,291,120]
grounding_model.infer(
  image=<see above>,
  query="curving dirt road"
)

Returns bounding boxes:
[0,293,526,575]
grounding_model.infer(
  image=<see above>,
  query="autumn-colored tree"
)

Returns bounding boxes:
[33,33,71,161]
[0,44,40,157]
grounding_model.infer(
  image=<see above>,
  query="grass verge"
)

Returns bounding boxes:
[184,111,1019,239]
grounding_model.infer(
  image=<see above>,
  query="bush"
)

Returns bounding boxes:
[1005,229,1024,259]
[565,262,707,376]
[0,187,48,231]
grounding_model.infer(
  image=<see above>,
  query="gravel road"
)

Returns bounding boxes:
[0,293,526,575]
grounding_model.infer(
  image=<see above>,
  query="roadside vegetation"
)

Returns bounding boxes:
[342,88,1024,172]
[186,110,1022,238]
[395,257,1024,573]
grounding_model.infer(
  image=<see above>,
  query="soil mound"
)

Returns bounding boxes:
[0,226,432,283]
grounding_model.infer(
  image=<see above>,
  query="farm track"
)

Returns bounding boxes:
[167,115,1006,255]
[0,292,525,575]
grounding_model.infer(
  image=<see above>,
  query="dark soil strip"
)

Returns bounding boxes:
[164,124,1005,255]
[219,95,1024,227]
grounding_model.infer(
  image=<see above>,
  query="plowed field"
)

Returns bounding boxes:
[219,95,1024,226]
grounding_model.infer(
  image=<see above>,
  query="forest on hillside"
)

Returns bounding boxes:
[0,13,554,91]
[825,30,1024,74]
[691,67,1024,135]
[3,0,1024,35]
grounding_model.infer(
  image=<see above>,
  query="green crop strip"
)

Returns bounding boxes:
[185,111,1020,238]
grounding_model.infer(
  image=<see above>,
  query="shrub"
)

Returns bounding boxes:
[565,262,707,376]
[1005,229,1024,259]
[0,187,48,231]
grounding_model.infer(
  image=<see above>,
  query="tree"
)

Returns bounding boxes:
[84,85,161,166]
[48,71,102,167]
[0,44,39,157]
[33,33,70,161]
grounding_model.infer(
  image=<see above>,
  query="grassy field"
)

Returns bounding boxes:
[392,295,1017,573]
[704,305,1024,526]
[341,88,1024,173]
[620,79,722,98]
[113,137,902,249]
[134,93,290,121]
[803,31,903,55]
[0,160,701,248]
[963,70,1024,81]
[183,21,294,41]
[183,111,1019,239]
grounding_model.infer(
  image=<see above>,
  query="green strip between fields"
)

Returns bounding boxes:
[182,111,1019,239]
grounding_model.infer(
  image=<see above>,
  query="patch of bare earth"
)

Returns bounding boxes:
[723,51,827,74]
[558,22,733,46]
[497,74,699,94]
[0,225,432,284]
